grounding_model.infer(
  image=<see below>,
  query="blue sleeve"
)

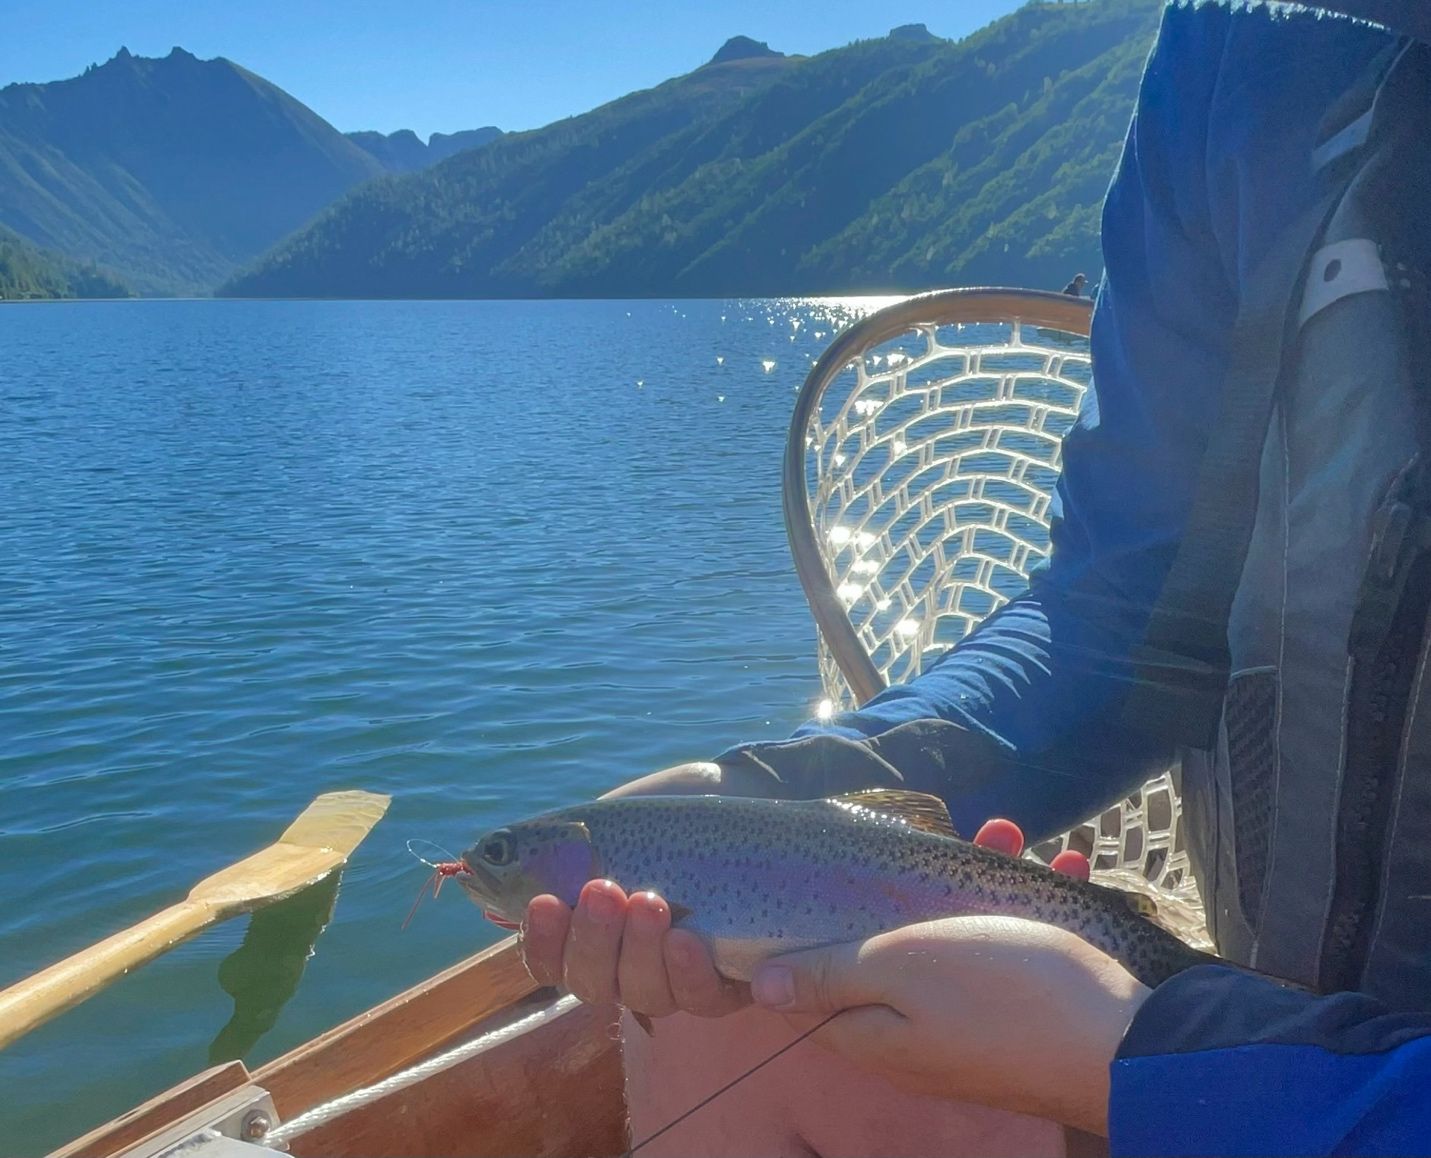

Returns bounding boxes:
[719,5,1240,842]
[1112,965,1431,1157]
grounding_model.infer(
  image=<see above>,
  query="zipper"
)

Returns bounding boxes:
[1319,487,1431,993]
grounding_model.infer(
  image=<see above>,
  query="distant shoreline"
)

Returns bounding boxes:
[0,291,931,305]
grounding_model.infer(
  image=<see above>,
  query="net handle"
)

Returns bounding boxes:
[782,287,1094,705]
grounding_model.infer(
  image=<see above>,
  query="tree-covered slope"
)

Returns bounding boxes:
[800,4,1157,290]
[0,224,131,299]
[226,0,1162,299]
[223,41,805,298]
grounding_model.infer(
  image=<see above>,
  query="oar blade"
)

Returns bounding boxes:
[189,790,391,915]
[279,789,392,856]
[0,791,392,1051]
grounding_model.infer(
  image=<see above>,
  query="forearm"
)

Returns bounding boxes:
[601,760,781,800]
[716,583,1177,842]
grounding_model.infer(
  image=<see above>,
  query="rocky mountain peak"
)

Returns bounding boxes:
[708,36,783,66]
[889,23,941,43]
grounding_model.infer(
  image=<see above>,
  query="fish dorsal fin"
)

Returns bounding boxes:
[1088,879,1160,919]
[1121,890,1159,919]
[825,789,959,838]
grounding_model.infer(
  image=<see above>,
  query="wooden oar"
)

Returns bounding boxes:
[0,789,390,1051]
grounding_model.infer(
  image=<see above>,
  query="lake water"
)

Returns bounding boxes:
[0,297,895,1154]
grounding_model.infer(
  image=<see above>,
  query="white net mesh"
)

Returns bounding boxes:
[799,312,1209,945]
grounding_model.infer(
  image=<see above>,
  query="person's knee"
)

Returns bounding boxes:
[623,1007,816,1156]
[621,1008,1067,1158]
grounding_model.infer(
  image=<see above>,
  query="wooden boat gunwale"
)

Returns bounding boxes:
[52,938,628,1158]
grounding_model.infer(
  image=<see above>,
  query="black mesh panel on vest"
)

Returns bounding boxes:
[1224,669,1279,930]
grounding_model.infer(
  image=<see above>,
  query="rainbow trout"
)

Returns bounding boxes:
[456,789,1219,988]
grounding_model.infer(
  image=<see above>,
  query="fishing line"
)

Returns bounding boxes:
[623,1011,842,1157]
[401,839,468,930]
[405,837,460,869]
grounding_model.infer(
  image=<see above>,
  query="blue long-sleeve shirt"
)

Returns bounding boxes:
[1101,7,1431,1150]
[723,4,1417,837]
[719,0,1315,841]
[1113,964,1431,1156]
[719,2,1431,1152]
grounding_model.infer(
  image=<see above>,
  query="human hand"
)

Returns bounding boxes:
[519,760,774,1018]
[518,814,1088,1022]
[521,878,750,1018]
[746,822,1144,1136]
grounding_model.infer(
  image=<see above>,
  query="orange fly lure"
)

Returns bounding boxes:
[402,839,470,929]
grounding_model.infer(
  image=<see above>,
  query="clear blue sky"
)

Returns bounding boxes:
[1,0,1026,138]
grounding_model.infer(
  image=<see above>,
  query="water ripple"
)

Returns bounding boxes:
[0,296,881,1153]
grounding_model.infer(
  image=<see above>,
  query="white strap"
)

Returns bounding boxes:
[1299,238,1389,326]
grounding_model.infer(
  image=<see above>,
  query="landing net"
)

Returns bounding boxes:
[785,289,1208,944]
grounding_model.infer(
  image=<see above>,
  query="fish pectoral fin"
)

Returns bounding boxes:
[667,902,693,925]
[824,789,959,838]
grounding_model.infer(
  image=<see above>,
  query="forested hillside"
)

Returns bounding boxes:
[225,0,1161,299]
[0,225,130,300]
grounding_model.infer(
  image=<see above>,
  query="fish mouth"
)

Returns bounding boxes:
[455,856,522,930]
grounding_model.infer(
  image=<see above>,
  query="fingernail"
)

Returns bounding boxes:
[586,888,619,921]
[631,898,664,931]
[751,965,793,1009]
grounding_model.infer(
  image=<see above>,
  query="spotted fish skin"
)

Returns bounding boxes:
[457,794,1218,988]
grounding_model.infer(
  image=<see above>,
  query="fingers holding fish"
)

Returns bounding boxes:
[518,893,570,987]
[563,879,630,1005]
[518,879,744,1018]
[973,817,1091,880]
[1049,848,1091,880]
[664,929,750,1017]
[972,817,1025,857]
[618,891,679,1018]
[750,917,1149,1134]
[557,881,722,1017]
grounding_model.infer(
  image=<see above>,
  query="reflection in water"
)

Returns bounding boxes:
[208,873,341,1063]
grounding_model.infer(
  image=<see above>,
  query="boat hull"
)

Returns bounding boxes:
[52,938,628,1158]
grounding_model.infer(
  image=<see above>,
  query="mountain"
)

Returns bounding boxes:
[794,2,1157,290]
[709,36,785,65]
[222,35,805,298]
[224,1,1162,300]
[0,47,390,294]
[346,126,504,174]
[888,24,942,43]
[0,224,131,299]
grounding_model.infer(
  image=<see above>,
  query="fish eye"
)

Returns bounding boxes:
[480,830,516,867]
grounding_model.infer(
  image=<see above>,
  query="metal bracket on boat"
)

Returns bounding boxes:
[115,1085,286,1158]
